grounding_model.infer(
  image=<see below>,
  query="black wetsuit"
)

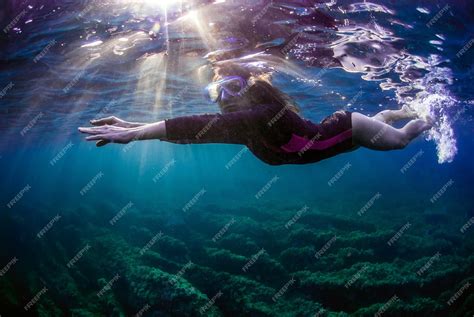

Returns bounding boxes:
[165,103,355,165]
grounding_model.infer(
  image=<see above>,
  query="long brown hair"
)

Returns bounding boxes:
[217,76,300,114]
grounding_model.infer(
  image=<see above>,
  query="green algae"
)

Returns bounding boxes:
[1,200,473,316]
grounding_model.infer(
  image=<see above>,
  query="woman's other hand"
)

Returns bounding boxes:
[78,124,142,147]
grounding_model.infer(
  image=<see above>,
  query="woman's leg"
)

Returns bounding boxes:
[372,105,418,124]
[352,112,432,151]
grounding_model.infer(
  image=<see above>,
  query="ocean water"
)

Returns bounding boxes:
[0,0,473,316]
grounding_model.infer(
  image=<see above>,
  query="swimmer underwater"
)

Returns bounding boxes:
[78,3,433,165]
[78,72,432,166]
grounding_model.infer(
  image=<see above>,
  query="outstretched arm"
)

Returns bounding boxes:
[79,107,266,147]
[78,121,166,147]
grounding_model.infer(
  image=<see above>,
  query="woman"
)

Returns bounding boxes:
[78,75,431,166]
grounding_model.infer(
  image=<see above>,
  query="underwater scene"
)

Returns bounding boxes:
[1,0,474,316]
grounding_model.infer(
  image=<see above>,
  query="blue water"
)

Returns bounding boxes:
[1,1,473,316]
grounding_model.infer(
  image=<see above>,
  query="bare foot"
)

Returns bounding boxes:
[400,104,419,120]
[406,119,433,137]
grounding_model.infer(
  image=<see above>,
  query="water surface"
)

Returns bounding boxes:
[0,1,473,316]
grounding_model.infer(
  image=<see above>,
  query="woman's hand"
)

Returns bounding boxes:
[89,116,145,128]
[79,118,167,147]
[78,124,142,147]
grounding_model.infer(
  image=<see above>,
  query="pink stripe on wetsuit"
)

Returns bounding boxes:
[280,129,353,153]
[165,104,355,165]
